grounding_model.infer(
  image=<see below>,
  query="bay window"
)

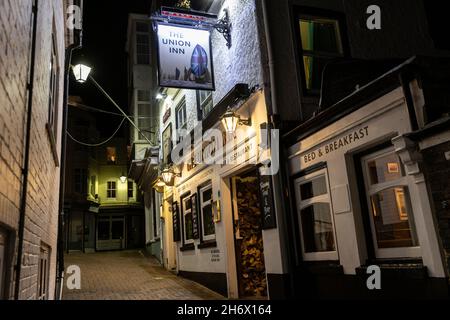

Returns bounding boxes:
[361,148,420,258]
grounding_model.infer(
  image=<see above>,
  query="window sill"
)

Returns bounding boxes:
[180,243,195,252]
[46,123,60,167]
[197,240,217,249]
[356,260,427,279]
[301,261,343,275]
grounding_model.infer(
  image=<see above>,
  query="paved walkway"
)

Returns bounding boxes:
[63,250,224,300]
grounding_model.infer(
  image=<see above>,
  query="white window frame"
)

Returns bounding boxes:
[107,181,117,199]
[294,168,338,261]
[200,185,215,242]
[361,147,421,259]
[135,21,150,65]
[182,196,194,245]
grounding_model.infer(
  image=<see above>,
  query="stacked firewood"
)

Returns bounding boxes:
[236,179,268,297]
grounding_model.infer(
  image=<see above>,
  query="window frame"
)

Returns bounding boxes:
[199,184,215,242]
[294,167,338,261]
[361,147,421,259]
[136,90,152,142]
[128,181,134,199]
[46,26,60,165]
[107,181,117,199]
[196,90,214,120]
[37,245,50,300]
[106,147,117,165]
[135,21,150,65]
[176,97,187,131]
[294,7,348,96]
[181,193,194,246]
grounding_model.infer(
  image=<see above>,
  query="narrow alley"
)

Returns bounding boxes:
[63,251,223,300]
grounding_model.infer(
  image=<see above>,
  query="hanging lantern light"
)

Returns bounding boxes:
[72,64,92,83]
[221,107,251,134]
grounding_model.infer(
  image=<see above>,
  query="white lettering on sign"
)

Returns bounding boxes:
[303,126,369,164]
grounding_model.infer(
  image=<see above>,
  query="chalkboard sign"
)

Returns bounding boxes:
[191,194,200,239]
[172,202,181,242]
[258,174,277,229]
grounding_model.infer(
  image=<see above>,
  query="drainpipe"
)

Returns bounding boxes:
[14,0,39,300]
[55,0,83,300]
[261,0,296,298]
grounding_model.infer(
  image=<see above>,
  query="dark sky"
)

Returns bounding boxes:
[69,0,153,137]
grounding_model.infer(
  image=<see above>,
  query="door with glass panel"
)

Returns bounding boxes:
[96,216,125,251]
[361,147,420,258]
[294,168,338,261]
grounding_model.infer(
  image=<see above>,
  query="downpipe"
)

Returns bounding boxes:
[14,0,39,301]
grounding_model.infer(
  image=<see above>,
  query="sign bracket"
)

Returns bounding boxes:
[150,7,232,48]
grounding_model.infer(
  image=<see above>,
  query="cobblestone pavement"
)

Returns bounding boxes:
[63,250,225,300]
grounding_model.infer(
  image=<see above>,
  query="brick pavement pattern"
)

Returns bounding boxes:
[63,250,225,300]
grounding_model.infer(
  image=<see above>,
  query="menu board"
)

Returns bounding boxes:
[172,202,181,242]
[191,194,200,239]
[258,174,277,230]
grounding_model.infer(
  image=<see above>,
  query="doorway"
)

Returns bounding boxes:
[231,170,268,299]
[96,216,125,251]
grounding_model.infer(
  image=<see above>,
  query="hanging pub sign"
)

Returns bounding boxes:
[156,22,215,91]
[172,202,181,242]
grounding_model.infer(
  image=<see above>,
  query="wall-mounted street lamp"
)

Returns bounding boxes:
[156,93,168,100]
[72,64,92,83]
[221,107,251,134]
[161,166,181,186]
[119,174,127,184]
[70,64,155,146]
[155,177,166,188]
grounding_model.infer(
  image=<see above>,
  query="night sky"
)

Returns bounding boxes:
[69,0,153,137]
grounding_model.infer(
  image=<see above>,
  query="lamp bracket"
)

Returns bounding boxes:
[239,118,251,127]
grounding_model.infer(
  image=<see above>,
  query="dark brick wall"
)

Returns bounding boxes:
[264,0,449,123]
[423,141,450,275]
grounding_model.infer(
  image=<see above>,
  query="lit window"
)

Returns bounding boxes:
[362,148,420,258]
[200,185,215,241]
[182,196,194,245]
[106,147,117,165]
[299,16,343,92]
[107,181,117,199]
[294,168,338,261]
